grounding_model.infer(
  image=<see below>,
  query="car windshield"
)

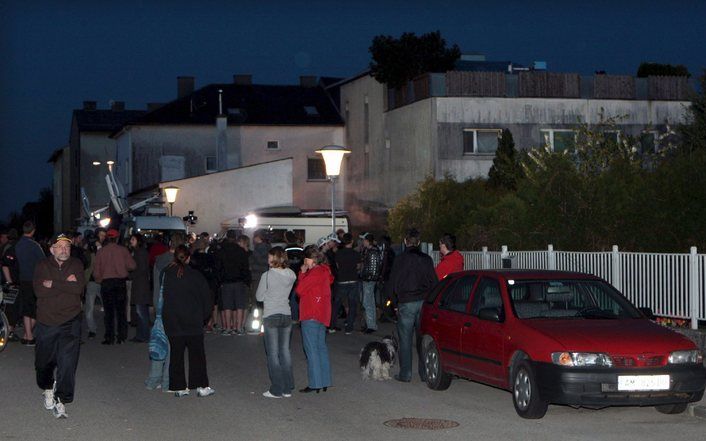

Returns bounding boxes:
[508,279,642,320]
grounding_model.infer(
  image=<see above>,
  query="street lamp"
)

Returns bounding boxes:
[163,186,179,216]
[315,145,350,234]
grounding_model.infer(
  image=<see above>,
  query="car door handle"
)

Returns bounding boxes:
[431,314,438,320]
[463,322,472,328]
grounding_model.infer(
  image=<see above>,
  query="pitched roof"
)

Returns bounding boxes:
[73,109,146,132]
[128,83,344,127]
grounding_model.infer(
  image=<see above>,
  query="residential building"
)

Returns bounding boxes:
[48,101,145,232]
[337,67,692,229]
[113,75,345,222]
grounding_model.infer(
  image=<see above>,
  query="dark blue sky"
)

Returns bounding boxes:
[1,0,704,222]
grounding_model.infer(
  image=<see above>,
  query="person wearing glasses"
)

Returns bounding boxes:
[33,234,86,418]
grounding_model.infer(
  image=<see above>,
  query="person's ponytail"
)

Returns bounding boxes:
[170,244,191,278]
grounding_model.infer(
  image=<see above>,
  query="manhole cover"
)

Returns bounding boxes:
[383,418,459,430]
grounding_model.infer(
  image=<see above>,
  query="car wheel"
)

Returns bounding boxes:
[655,402,688,414]
[423,340,451,391]
[512,360,548,419]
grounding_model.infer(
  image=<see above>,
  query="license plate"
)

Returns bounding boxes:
[617,375,670,391]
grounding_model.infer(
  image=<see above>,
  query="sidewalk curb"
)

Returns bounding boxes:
[688,404,706,419]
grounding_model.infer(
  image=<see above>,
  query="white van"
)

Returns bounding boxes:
[221,211,348,246]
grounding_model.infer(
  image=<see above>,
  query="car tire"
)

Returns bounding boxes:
[423,340,451,391]
[512,360,548,419]
[655,402,688,414]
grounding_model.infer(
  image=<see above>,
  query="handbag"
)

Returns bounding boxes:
[148,273,169,361]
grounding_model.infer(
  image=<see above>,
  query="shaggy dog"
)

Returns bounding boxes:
[359,336,398,380]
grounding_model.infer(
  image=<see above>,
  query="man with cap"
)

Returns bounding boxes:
[93,229,136,345]
[33,233,86,418]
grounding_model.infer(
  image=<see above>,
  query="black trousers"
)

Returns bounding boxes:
[35,315,82,403]
[168,334,209,391]
[101,278,127,341]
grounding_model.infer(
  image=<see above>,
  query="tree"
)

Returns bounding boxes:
[636,62,690,78]
[487,129,521,191]
[679,70,706,153]
[369,31,461,88]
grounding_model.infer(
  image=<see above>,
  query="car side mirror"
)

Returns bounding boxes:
[478,307,504,323]
[638,307,655,320]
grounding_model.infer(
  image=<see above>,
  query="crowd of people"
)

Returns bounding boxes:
[0,222,465,418]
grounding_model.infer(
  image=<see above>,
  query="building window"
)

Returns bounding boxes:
[266,141,280,150]
[307,157,327,181]
[205,156,217,173]
[462,129,501,155]
[541,129,575,152]
[304,106,319,116]
[603,130,620,145]
[639,131,658,154]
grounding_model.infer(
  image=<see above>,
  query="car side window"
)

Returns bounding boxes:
[471,277,503,316]
[425,277,451,304]
[439,275,477,314]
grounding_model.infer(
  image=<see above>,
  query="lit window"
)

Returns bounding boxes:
[541,129,575,152]
[307,157,327,180]
[266,141,280,150]
[463,129,501,154]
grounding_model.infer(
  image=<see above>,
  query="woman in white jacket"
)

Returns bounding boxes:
[256,246,297,398]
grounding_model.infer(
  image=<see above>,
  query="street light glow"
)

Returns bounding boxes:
[316,145,350,177]
[92,161,101,166]
[164,186,179,203]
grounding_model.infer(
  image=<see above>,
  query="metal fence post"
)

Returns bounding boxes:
[547,244,556,270]
[689,246,699,330]
[611,245,622,292]
[482,246,489,269]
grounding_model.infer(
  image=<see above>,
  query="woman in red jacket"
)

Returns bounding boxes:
[435,233,464,280]
[295,245,334,393]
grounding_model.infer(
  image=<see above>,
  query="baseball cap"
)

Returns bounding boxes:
[327,233,341,243]
[106,229,120,238]
[52,233,72,245]
[316,236,328,249]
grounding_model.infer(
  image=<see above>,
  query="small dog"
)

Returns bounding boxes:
[359,335,398,381]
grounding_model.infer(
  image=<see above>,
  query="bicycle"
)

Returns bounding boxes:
[0,284,19,352]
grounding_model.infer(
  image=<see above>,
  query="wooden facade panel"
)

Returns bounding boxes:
[446,71,506,97]
[593,75,635,99]
[648,76,689,100]
[518,72,580,98]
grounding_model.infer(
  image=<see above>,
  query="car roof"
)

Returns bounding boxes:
[449,269,603,281]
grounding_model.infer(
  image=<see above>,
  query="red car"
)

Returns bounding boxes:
[419,270,706,419]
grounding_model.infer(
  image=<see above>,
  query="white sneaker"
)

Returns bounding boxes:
[262,391,281,398]
[52,399,67,419]
[43,390,55,410]
[282,393,292,398]
[174,389,190,397]
[197,387,215,397]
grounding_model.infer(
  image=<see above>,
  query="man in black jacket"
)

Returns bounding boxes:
[214,230,251,335]
[385,228,437,383]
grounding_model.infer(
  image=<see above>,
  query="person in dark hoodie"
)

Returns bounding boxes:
[214,230,251,335]
[384,228,437,383]
[162,245,214,398]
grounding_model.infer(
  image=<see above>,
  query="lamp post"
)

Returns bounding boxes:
[163,186,179,216]
[315,145,350,234]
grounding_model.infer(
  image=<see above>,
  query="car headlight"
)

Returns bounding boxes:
[551,352,613,367]
[668,350,703,365]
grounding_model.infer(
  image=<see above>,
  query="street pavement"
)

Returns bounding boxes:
[2,317,706,441]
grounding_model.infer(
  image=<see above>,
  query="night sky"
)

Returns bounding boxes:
[1,0,704,222]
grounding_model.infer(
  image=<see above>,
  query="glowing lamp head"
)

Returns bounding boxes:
[315,145,351,177]
[244,214,258,229]
[164,186,179,204]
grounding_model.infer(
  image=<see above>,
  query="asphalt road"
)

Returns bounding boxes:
[2,318,705,441]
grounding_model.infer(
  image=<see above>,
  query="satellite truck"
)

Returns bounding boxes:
[76,168,186,241]
[220,206,349,247]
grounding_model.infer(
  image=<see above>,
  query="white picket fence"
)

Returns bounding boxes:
[430,245,705,329]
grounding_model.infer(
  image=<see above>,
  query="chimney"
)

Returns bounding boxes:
[177,76,195,98]
[111,101,125,111]
[83,101,97,110]
[233,74,252,86]
[147,102,164,111]
[300,76,317,88]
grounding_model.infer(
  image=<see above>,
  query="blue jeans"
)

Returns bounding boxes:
[332,282,359,332]
[263,314,294,396]
[361,281,377,331]
[135,304,151,342]
[396,300,424,381]
[300,320,331,389]
[145,347,170,390]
